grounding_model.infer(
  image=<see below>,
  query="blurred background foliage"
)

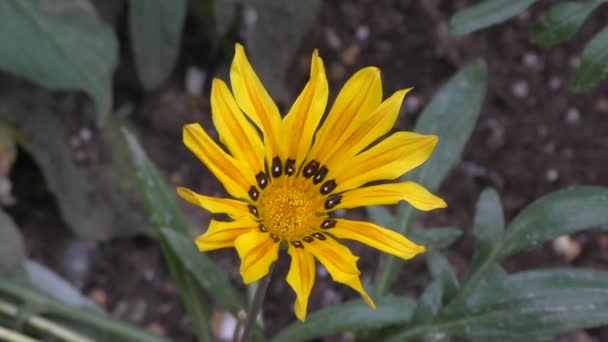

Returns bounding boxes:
[0,0,607,341]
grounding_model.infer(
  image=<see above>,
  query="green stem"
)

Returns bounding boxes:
[240,268,273,342]
[0,325,38,342]
[0,279,168,342]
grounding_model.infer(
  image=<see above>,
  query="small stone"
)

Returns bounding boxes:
[324,27,341,49]
[523,52,539,67]
[211,309,237,341]
[341,44,361,66]
[69,135,81,148]
[546,168,559,182]
[88,288,107,307]
[552,235,581,262]
[146,322,166,336]
[565,107,580,125]
[185,66,206,97]
[355,25,370,41]
[404,95,421,113]
[143,268,155,281]
[569,56,580,68]
[548,76,562,90]
[512,80,529,98]
[595,98,608,112]
[79,128,92,142]
[329,62,346,81]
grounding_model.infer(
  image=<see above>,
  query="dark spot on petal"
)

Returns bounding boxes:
[291,241,303,248]
[320,180,337,195]
[256,172,269,189]
[248,186,259,201]
[321,219,337,229]
[302,160,319,178]
[313,166,328,184]
[258,224,267,232]
[324,194,342,210]
[271,157,282,177]
[285,159,296,176]
[270,234,280,243]
[303,236,314,243]
[248,205,259,217]
[312,233,326,240]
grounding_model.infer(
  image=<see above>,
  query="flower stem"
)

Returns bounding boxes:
[240,268,273,342]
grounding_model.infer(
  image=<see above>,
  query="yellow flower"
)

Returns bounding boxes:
[177,43,446,321]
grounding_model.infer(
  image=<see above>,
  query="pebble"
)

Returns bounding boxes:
[341,44,361,66]
[564,107,580,125]
[548,76,562,90]
[595,98,608,112]
[404,95,421,113]
[146,322,166,337]
[355,25,370,41]
[568,56,580,68]
[522,52,539,67]
[552,235,581,262]
[60,241,97,288]
[88,288,107,307]
[546,168,559,182]
[324,27,342,50]
[185,66,206,97]
[79,128,92,142]
[512,80,528,98]
[211,309,238,341]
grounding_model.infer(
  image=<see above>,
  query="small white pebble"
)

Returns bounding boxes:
[355,25,370,41]
[565,107,580,125]
[143,268,155,281]
[115,103,135,118]
[546,168,559,182]
[79,128,92,142]
[185,66,206,97]
[324,27,341,49]
[552,235,581,262]
[242,8,258,32]
[548,76,561,90]
[523,52,539,67]
[569,56,580,68]
[69,135,81,148]
[512,80,529,98]
[404,95,421,113]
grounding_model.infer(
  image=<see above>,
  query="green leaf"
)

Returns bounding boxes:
[386,268,608,340]
[129,0,187,90]
[124,129,214,342]
[271,297,416,342]
[0,0,118,123]
[161,228,246,315]
[449,0,537,35]
[570,25,608,91]
[427,251,459,300]
[530,1,604,47]
[466,188,504,278]
[412,281,443,324]
[0,210,25,274]
[499,186,608,258]
[408,228,463,250]
[374,60,487,294]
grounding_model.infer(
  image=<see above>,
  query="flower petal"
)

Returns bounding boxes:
[230,43,284,164]
[329,132,438,193]
[305,67,382,167]
[234,229,280,284]
[304,236,376,309]
[286,245,316,321]
[176,187,251,219]
[211,78,265,173]
[335,182,447,211]
[195,217,258,251]
[329,219,426,260]
[183,123,257,200]
[283,50,328,168]
[326,88,411,163]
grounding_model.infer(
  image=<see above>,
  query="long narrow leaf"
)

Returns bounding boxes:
[449,0,537,35]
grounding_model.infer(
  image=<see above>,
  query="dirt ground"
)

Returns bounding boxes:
[7,0,608,341]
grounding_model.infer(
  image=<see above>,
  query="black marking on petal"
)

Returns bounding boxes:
[302,160,319,178]
[256,172,269,189]
[312,233,326,240]
[270,234,280,243]
[291,241,304,248]
[248,205,259,217]
[258,224,268,232]
[313,166,328,184]
[285,159,296,176]
[303,236,314,243]
[321,219,337,229]
[271,157,282,177]
[320,180,337,195]
[248,186,259,201]
[324,194,342,210]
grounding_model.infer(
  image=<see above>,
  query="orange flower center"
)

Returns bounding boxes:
[257,176,326,241]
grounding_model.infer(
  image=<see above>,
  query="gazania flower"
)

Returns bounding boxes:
[177,43,446,321]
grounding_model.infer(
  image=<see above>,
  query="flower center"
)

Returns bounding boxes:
[257,177,325,241]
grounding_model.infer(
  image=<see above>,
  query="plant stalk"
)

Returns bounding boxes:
[240,267,273,342]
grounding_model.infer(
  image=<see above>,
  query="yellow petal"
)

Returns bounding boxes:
[211,78,265,173]
[195,218,258,251]
[234,229,280,284]
[305,67,382,167]
[230,43,284,164]
[283,50,328,168]
[335,182,447,211]
[183,123,256,200]
[176,187,251,219]
[304,236,376,309]
[330,132,438,193]
[327,88,411,163]
[330,219,426,260]
[286,245,316,321]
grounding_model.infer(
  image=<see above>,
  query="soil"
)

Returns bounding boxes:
[6,0,608,341]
